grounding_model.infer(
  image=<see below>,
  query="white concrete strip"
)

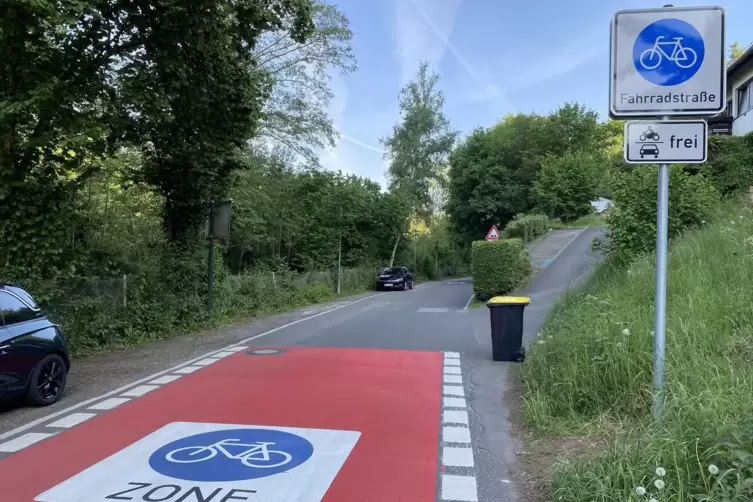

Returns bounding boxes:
[444,358,461,366]
[441,474,478,502]
[149,375,182,385]
[443,426,471,444]
[0,432,55,452]
[418,308,449,313]
[463,294,475,311]
[46,412,97,429]
[443,374,463,384]
[87,397,130,411]
[443,410,469,425]
[194,357,221,366]
[227,346,249,352]
[443,446,475,467]
[443,397,467,409]
[120,384,159,398]
[444,366,462,375]
[211,351,236,358]
[174,366,202,374]
[443,385,465,396]
[444,351,460,358]
[0,292,386,442]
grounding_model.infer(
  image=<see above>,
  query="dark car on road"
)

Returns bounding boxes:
[376,267,414,291]
[0,284,70,407]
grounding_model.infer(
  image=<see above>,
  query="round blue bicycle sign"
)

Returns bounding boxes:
[149,428,315,482]
[632,18,705,86]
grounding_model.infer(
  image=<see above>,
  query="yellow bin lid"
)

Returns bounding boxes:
[487,296,531,305]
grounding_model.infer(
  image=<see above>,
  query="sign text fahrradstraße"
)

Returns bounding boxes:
[610,6,725,117]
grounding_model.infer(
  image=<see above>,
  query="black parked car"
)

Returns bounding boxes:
[0,284,70,406]
[376,267,414,291]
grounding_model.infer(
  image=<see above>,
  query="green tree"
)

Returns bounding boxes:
[381,61,457,264]
[533,152,602,222]
[729,41,745,62]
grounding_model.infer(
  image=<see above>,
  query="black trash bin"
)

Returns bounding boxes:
[486,296,530,362]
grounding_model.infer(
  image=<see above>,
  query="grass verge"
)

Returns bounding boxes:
[520,201,753,501]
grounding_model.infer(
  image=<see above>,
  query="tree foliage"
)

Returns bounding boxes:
[534,152,602,222]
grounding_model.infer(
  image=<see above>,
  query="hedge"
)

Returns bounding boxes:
[504,213,550,243]
[471,239,532,301]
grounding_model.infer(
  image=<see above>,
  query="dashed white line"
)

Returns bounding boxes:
[212,351,237,358]
[441,474,478,501]
[149,375,182,385]
[227,346,249,352]
[173,366,202,374]
[443,397,467,409]
[0,433,55,452]
[87,397,130,411]
[418,308,449,313]
[444,358,461,366]
[443,426,471,444]
[443,410,469,425]
[443,446,475,467]
[444,352,460,358]
[195,357,221,366]
[120,385,159,398]
[443,385,465,396]
[443,374,463,384]
[46,413,96,429]
[443,366,462,375]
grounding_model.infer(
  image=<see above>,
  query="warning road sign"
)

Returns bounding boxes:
[485,225,500,240]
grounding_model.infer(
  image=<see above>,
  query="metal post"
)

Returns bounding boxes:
[653,115,670,420]
[207,201,215,318]
[337,204,342,296]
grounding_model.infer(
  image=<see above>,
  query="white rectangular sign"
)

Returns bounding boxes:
[624,120,708,164]
[610,6,725,117]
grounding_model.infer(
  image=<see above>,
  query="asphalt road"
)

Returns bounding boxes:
[0,227,604,502]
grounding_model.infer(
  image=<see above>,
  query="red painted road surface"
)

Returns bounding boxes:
[0,347,443,501]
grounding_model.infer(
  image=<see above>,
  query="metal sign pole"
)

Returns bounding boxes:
[653,115,670,419]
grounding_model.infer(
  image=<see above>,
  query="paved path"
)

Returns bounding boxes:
[0,228,603,502]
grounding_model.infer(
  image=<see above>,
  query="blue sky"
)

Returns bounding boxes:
[319,0,753,186]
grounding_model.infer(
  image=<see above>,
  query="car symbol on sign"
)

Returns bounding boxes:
[640,144,659,159]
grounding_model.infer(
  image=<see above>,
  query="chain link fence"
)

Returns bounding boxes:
[1,275,128,313]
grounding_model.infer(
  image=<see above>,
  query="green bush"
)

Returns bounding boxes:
[533,151,603,223]
[600,165,718,258]
[471,239,532,301]
[504,213,550,242]
[701,132,753,197]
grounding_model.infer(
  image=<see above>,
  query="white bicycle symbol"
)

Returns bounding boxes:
[166,439,293,468]
[640,36,698,70]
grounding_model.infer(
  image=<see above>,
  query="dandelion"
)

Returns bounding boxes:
[622,328,630,336]
[731,220,736,225]
[655,467,666,477]
[708,464,719,475]
[616,342,623,348]
[654,479,665,490]
[635,486,646,496]
[537,340,545,345]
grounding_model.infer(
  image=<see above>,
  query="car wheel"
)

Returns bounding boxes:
[409,280,414,290]
[27,354,67,406]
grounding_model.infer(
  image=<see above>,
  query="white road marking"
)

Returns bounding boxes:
[443,410,469,425]
[443,446,475,467]
[149,375,182,385]
[441,474,478,502]
[443,397,467,409]
[87,397,130,411]
[418,308,449,313]
[211,350,237,358]
[443,426,471,444]
[444,366,462,375]
[46,413,96,429]
[194,357,221,366]
[120,385,159,398]
[173,366,202,374]
[462,294,475,311]
[0,292,386,442]
[444,351,460,358]
[443,385,465,396]
[227,346,249,352]
[444,358,461,366]
[0,432,55,452]
[443,374,462,384]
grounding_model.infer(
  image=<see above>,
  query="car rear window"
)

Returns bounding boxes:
[6,286,38,309]
[382,268,402,275]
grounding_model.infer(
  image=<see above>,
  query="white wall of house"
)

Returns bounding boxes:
[728,57,753,135]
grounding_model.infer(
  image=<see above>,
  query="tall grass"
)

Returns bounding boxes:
[522,202,753,501]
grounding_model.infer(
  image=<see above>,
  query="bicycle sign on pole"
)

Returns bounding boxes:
[609,5,725,421]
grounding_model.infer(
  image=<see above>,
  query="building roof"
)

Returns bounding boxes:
[728,43,753,75]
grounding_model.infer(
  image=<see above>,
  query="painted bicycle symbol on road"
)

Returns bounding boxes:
[166,438,293,468]
[639,36,698,70]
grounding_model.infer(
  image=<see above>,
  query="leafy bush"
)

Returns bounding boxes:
[533,151,603,223]
[701,132,753,196]
[600,165,718,258]
[471,239,532,301]
[504,213,550,242]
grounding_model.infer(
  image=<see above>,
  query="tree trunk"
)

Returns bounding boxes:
[389,233,401,267]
